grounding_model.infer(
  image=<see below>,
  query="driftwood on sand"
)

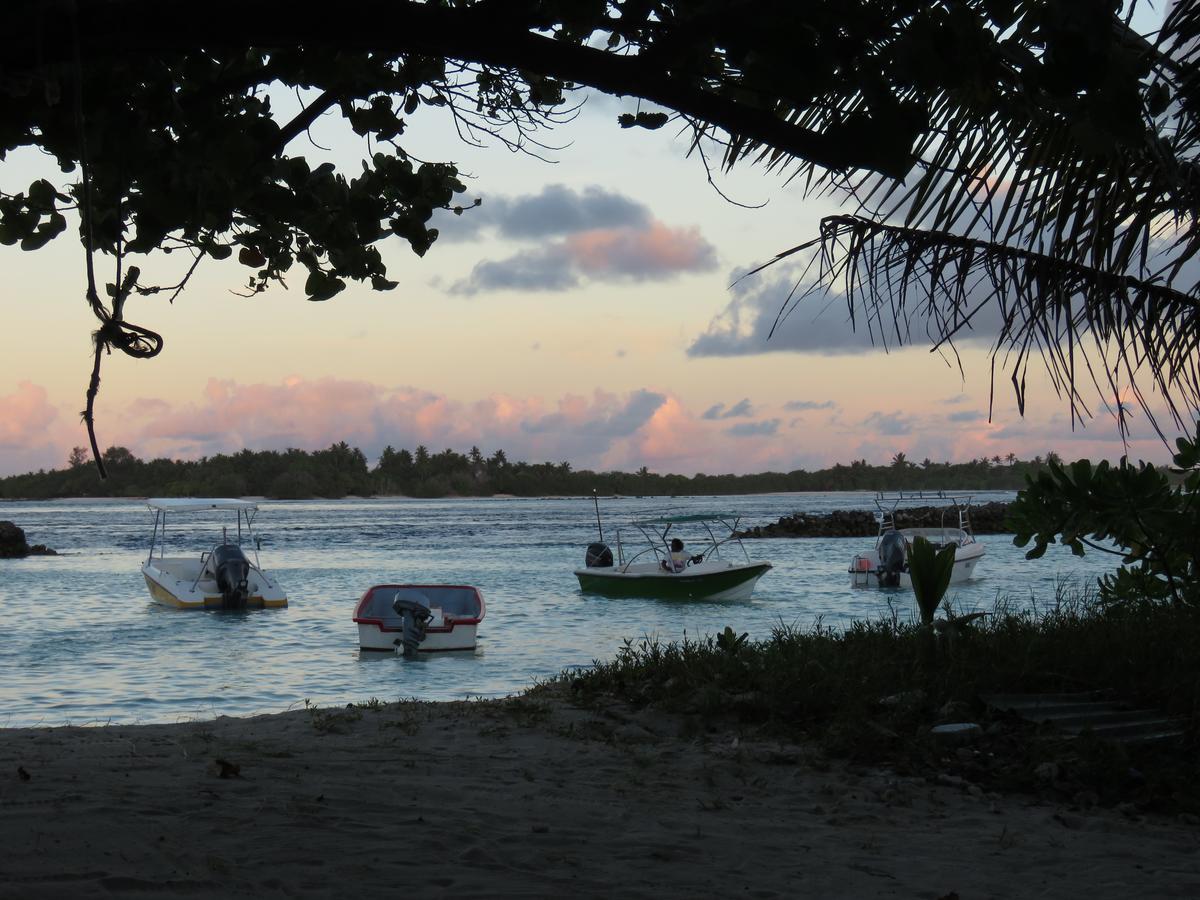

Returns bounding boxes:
[739,501,1012,538]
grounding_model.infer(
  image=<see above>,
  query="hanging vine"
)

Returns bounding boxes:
[71,12,163,478]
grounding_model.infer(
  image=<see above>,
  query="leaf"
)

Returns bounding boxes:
[304,269,346,302]
[617,111,670,130]
[907,536,956,625]
[238,246,267,268]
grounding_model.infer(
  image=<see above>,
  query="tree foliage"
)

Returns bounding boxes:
[1009,422,1200,607]
[756,1,1200,437]
[0,442,1054,500]
[2,0,1198,470]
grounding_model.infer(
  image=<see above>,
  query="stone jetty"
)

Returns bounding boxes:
[0,521,57,558]
[739,501,1013,538]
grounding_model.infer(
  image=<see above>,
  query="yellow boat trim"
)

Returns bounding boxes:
[144,575,287,609]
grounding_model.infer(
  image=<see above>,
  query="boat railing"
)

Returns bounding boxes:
[146,511,267,593]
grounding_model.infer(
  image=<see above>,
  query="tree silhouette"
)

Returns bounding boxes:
[2,0,1197,472]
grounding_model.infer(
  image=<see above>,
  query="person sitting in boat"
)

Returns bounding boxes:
[662,538,689,573]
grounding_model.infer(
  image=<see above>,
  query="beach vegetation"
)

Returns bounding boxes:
[302,698,363,735]
[551,587,1200,813]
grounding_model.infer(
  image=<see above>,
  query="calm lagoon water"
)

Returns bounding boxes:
[0,493,1116,726]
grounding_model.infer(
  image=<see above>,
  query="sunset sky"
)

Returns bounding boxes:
[0,7,1181,478]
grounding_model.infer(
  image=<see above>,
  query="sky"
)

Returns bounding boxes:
[0,7,1185,478]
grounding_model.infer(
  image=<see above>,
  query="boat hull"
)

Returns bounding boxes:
[353,584,485,652]
[357,622,479,653]
[574,562,772,600]
[848,541,985,589]
[142,564,288,609]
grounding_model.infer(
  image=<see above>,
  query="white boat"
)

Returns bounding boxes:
[354,584,485,653]
[848,492,985,588]
[141,498,287,609]
[574,506,771,601]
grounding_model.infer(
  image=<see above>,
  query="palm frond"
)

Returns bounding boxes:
[764,214,1200,439]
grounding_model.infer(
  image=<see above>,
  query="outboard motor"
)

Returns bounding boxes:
[392,593,433,656]
[585,542,614,568]
[211,543,251,609]
[877,530,908,588]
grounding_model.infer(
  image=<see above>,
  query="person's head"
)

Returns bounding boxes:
[670,538,684,552]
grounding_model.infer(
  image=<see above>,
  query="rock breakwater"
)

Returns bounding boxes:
[0,521,57,558]
[740,501,1013,538]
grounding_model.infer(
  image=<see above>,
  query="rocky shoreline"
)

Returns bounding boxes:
[739,500,1013,538]
[0,521,57,558]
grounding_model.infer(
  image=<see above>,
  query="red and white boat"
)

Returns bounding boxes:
[353,584,485,653]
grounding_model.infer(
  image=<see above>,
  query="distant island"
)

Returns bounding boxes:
[0,443,1058,501]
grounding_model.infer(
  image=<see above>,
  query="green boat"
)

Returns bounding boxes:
[574,509,772,600]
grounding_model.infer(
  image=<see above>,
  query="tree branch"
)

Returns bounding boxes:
[7,0,903,176]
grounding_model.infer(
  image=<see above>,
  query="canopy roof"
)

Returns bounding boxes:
[146,498,259,513]
[631,513,736,526]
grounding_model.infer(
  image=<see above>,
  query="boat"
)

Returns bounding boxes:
[354,584,485,653]
[848,491,985,588]
[574,500,772,600]
[141,498,288,609]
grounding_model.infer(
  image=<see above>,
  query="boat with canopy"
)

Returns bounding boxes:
[141,498,287,609]
[574,505,772,600]
[848,491,985,588]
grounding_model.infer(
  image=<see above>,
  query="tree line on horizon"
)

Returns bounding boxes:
[0,443,1066,501]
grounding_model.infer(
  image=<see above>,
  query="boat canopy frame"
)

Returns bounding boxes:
[612,512,754,570]
[144,498,265,571]
[872,491,976,542]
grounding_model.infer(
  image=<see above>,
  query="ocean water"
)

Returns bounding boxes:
[0,493,1116,727]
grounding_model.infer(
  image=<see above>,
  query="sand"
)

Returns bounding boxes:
[1,691,1197,898]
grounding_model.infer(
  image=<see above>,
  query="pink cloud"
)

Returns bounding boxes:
[449,219,718,294]
[0,382,84,476]
[565,222,717,277]
[1,376,1175,478]
[0,382,58,446]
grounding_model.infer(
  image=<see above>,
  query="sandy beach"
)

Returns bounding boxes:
[1,690,1197,899]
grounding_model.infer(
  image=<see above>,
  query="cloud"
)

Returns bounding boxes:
[432,184,651,243]
[0,382,81,476]
[521,389,666,438]
[947,409,982,423]
[496,184,651,239]
[688,263,1008,358]
[0,381,58,447]
[862,411,914,436]
[702,398,754,420]
[726,419,780,437]
[450,221,718,294]
[784,399,837,412]
[109,379,692,473]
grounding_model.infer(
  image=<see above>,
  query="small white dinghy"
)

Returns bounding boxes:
[353,584,485,654]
